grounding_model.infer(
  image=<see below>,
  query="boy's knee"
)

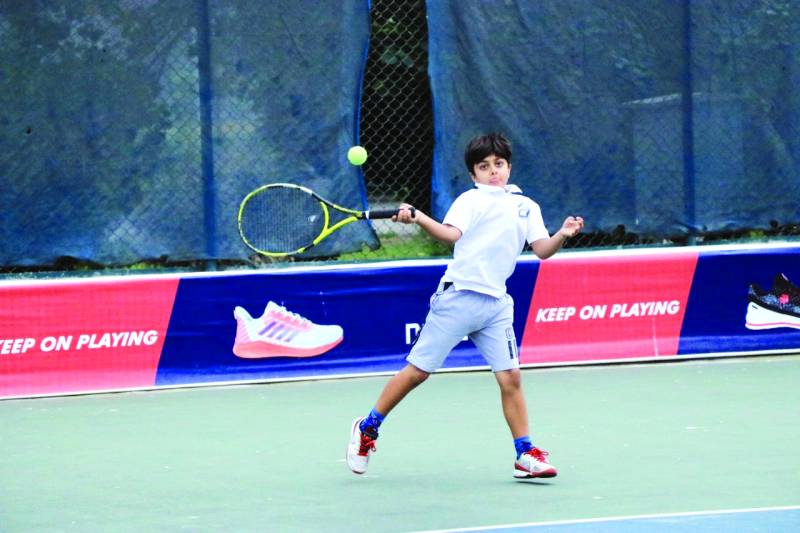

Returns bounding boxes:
[406,364,431,385]
[496,368,522,392]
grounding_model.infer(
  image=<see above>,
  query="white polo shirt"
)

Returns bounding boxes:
[441,183,549,298]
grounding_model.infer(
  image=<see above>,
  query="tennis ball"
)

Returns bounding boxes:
[347,145,368,166]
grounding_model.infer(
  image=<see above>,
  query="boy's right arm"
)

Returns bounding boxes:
[394,205,461,244]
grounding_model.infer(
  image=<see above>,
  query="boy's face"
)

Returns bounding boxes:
[470,154,511,188]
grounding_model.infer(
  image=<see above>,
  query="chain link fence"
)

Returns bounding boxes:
[2,0,799,277]
[343,0,444,261]
[0,2,201,277]
[350,0,800,261]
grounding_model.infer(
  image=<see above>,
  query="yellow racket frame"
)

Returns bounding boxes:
[237,183,370,257]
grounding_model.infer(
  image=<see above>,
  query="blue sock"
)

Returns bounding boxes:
[514,436,533,459]
[359,408,385,437]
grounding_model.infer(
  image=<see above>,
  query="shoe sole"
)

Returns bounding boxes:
[346,417,367,475]
[514,462,558,479]
[514,470,557,479]
[745,302,800,330]
[232,336,343,358]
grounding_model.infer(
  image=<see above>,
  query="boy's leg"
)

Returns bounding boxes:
[494,368,557,479]
[347,285,467,475]
[494,369,528,438]
[494,369,534,456]
[471,295,557,479]
[374,363,430,415]
[470,296,529,439]
[346,364,433,474]
[372,282,469,421]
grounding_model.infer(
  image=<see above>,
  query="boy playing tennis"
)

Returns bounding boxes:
[347,133,584,479]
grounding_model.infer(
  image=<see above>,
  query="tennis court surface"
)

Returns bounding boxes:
[1,354,798,532]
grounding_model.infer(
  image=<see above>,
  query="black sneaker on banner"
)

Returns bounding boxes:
[745,273,800,330]
[773,272,800,299]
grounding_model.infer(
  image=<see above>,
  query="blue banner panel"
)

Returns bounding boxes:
[679,246,800,354]
[156,262,539,385]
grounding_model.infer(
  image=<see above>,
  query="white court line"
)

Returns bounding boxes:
[414,505,800,532]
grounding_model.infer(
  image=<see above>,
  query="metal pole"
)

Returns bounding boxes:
[197,0,217,269]
[681,0,697,245]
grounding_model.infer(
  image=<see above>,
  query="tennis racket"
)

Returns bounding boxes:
[237,183,413,257]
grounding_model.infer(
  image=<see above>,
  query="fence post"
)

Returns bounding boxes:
[197,0,217,269]
[681,0,696,244]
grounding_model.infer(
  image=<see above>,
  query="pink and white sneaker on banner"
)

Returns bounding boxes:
[513,447,558,479]
[232,301,343,358]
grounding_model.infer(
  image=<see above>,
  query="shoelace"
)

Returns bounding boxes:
[524,448,549,461]
[271,305,312,327]
[358,434,376,456]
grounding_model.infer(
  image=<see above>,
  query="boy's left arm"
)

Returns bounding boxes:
[531,216,584,259]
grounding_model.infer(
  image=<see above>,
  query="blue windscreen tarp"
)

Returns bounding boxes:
[0,0,373,265]
[426,0,800,237]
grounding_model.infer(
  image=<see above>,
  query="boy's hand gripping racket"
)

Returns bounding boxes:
[237,183,413,257]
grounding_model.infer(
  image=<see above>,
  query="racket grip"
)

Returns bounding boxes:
[368,208,415,219]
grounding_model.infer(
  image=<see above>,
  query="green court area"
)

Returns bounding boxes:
[1,355,799,532]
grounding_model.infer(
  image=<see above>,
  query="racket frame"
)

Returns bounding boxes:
[237,182,399,257]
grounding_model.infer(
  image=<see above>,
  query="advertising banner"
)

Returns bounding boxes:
[1,245,798,399]
[520,252,698,363]
[0,278,178,397]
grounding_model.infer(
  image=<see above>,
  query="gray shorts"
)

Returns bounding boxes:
[407,282,519,373]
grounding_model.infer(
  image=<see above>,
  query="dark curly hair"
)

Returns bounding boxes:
[464,133,512,174]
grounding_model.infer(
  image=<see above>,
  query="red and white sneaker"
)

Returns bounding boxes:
[514,448,558,479]
[346,417,376,475]
[232,302,343,359]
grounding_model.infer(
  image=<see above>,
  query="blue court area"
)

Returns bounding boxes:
[426,507,800,532]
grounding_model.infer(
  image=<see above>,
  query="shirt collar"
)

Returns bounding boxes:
[474,183,523,194]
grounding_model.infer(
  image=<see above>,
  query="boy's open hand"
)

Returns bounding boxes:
[559,216,585,239]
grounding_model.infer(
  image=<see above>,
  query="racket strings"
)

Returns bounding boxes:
[240,188,325,254]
